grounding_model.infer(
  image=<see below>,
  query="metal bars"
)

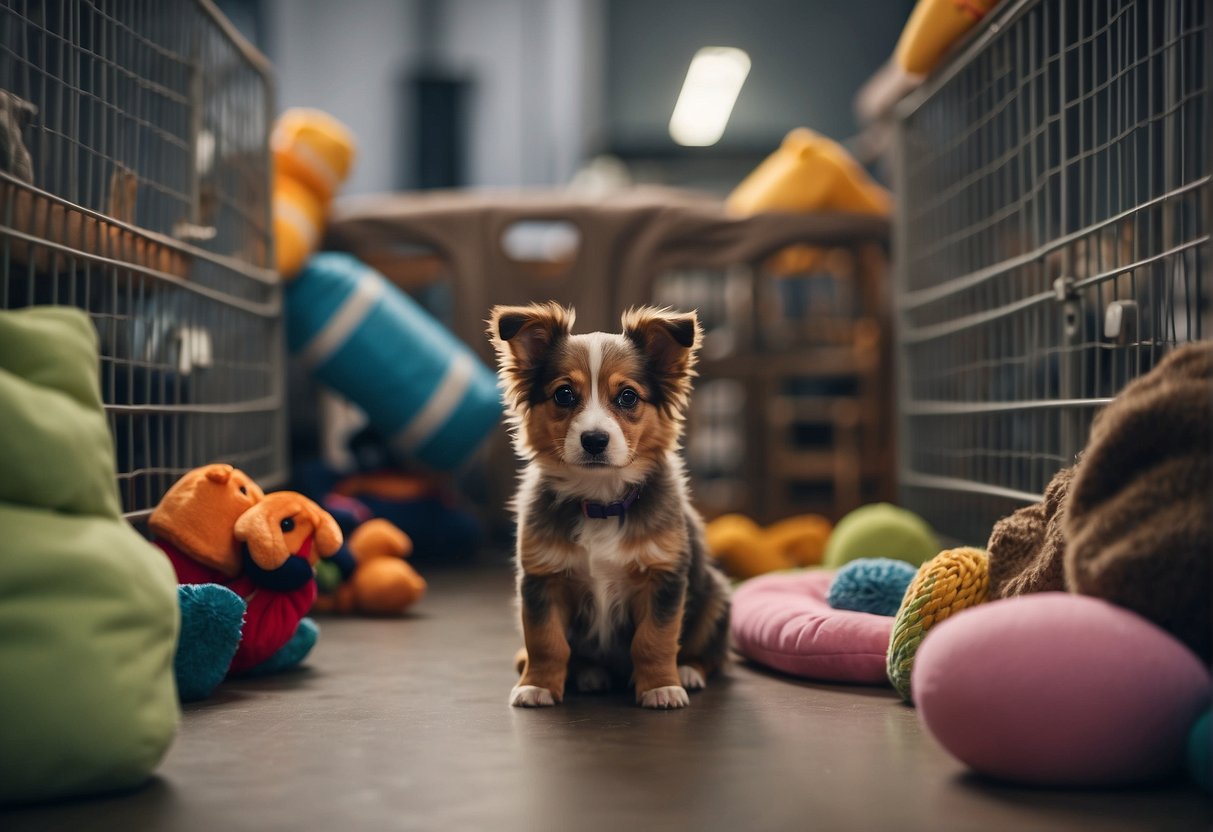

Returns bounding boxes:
[0,0,281,519]
[894,0,1209,545]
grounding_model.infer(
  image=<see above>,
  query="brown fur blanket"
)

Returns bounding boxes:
[985,342,1212,663]
[987,465,1075,598]
[1064,342,1212,664]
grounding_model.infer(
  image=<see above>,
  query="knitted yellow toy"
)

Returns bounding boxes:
[727,128,890,275]
[272,108,357,280]
[705,513,833,580]
[886,546,990,702]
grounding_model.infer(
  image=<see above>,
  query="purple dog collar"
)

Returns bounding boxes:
[581,486,642,521]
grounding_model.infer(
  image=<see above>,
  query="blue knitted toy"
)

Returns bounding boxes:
[827,557,918,616]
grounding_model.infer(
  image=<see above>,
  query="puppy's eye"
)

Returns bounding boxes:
[616,388,640,409]
[553,385,577,407]
[280,517,295,533]
[239,485,248,495]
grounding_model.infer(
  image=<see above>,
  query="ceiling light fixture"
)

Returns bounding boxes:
[669,46,751,147]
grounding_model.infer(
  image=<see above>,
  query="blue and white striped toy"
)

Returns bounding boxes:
[286,253,501,470]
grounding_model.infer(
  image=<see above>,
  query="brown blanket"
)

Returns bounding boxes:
[987,465,1075,598]
[1064,342,1212,664]
[985,342,1212,663]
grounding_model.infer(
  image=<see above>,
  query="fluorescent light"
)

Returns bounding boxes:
[669,47,751,147]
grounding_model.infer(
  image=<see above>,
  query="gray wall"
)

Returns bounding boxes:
[263,0,423,195]
[233,0,909,192]
[258,0,603,193]
[436,0,605,188]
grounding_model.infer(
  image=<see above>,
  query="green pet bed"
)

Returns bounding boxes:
[0,307,180,804]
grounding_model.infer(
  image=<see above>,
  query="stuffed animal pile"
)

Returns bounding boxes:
[705,512,833,578]
[313,516,427,615]
[150,463,426,702]
[149,464,341,700]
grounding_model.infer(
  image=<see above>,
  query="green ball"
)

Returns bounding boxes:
[1189,710,1211,794]
[823,503,939,569]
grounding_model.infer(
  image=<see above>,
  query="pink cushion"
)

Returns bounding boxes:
[914,593,1212,787]
[731,569,894,683]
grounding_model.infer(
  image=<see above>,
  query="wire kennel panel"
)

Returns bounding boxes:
[653,242,894,523]
[894,0,1210,545]
[0,0,282,520]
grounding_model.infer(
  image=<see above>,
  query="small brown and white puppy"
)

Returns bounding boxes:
[489,302,731,710]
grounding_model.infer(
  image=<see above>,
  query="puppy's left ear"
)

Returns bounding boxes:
[622,307,702,414]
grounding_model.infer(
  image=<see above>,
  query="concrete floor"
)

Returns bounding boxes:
[3,563,1209,832]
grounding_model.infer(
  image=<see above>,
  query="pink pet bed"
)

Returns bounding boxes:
[913,593,1211,786]
[731,569,894,684]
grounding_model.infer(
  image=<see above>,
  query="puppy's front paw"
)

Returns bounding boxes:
[638,685,689,710]
[678,665,706,691]
[510,684,557,708]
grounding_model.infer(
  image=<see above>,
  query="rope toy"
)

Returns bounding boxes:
[887,546,989,702]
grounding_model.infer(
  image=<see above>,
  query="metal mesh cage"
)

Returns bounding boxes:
[894,0,1211,545]
[0,0,283,520]
[654,244,894,523]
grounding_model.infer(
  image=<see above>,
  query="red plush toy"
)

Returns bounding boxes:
[149,464,343,686]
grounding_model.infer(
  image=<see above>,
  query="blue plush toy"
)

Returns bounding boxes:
[174,584,244,701]
[827,557,919,616]
[174,586,320,701]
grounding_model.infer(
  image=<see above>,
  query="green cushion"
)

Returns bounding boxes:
[0,307,179,804]
[823,503,939,570]
[0,306,122,517]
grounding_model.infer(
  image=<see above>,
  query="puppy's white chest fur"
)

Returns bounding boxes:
[572,517,643,653]
[574,515,635,568]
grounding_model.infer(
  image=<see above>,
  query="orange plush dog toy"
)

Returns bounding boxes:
[149,464,344,700]
[313,518,427,616]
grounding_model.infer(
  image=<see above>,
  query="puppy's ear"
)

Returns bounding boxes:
[488,302,575,408]
[622,306,702,415]
[489,302,574,367]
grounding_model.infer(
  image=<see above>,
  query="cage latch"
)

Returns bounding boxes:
[1052,275,1076,302]
[1053,276,1082,342]
[1104,300,1139,345]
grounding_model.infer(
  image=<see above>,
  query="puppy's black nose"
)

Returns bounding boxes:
[581,431,610,455]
